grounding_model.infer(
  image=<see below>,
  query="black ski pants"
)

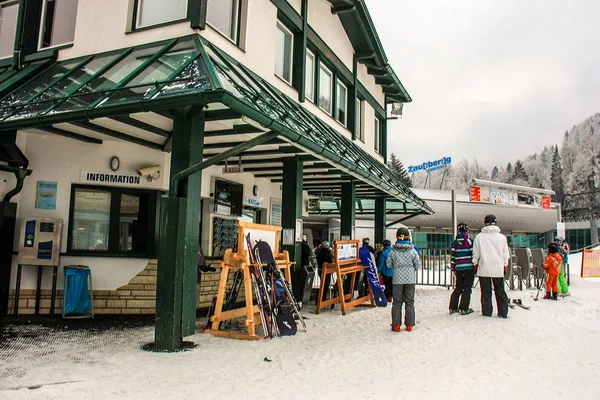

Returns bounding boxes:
[382,275,393,299]
[449,270,475,311]
[479,277,509,317]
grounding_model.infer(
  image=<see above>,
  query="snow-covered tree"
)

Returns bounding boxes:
[387,152,412,187]
[551,145,565,205]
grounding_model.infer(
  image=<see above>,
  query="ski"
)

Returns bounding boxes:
[245,233,274,338]
[254,240,306,334]
[512,299,530,310]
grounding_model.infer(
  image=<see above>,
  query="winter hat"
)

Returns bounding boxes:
[383,239,391,246]
[362,238,370,245]
[396,227,410,240]
[321,240,330,249]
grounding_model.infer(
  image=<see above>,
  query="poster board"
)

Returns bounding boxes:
[333,240,359,266]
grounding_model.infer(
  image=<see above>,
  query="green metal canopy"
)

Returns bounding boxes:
[0,34,432,214]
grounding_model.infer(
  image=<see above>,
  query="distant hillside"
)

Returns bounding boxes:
[409,112,600,215]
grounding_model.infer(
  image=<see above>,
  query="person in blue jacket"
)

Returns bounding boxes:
[378,239,393,302]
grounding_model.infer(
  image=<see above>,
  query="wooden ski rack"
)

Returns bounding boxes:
[204,221,293,341]
[315,240,375,315]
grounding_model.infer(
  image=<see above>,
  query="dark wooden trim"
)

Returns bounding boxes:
[110,115,171,137]
[70,121,164,150]
[37,125,103,144]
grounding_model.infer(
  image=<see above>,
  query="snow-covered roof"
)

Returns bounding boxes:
[473,179,555,195]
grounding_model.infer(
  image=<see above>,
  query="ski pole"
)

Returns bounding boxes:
[534,273,546,301]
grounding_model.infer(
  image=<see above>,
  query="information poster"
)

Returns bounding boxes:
[270,198,282,226]
[36,181,58,210]
[336,242,358,262]
[469,186,481,202]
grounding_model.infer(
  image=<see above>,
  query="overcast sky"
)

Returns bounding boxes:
[366,0,600,171]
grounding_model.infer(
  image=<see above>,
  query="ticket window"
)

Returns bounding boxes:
[242,207,263,224]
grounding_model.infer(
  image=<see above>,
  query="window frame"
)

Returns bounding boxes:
[318,62,333,115]
[305,49,315,102]
[0,0,19,60]
[67,183,160,258]
[38,0,79,51]
[205,0,242,45]
[355,98,364,142]
[132,0,189,30]
[335,79,347,126]
[274,20,294,85]
[374,117,381,153]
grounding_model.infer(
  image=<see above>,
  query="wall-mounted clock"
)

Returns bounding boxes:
[110,156,120,171]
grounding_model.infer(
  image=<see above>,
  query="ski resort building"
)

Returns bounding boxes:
[0,0,435,347]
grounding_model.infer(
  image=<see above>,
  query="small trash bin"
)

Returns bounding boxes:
[62,265,94,319]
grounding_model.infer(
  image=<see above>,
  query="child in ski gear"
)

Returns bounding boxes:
[554,236,570,296]
[543,242,563,300]
[449,222,475,315]
[387,227,420,332]
[472,214,510,318]
[358,238,376,297]
[378,239,393,302]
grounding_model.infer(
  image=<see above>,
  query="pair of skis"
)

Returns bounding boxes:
[245,233,306,338]
[202,268,244,330]
[508,298,530,310]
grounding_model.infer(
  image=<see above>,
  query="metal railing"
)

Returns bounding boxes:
[417,248,453,288]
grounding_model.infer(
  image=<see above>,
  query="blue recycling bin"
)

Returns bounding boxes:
[62,265,94,318]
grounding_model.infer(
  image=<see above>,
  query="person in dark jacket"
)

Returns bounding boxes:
[448,222,475,315]
[316,240,334,303]
[301,235,311,267]
[378,239,393,302]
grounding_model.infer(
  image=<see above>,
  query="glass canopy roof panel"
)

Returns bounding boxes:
[156,57,214,98]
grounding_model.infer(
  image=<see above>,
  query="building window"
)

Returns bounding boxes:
[374,117,381,153]
[135,0,187,28]
[355,98,364,141]
[207,0,241,42]
[305,50,315,101]
[274,21,293,84]
[335,80,347,126]
[68,185,158,256]
[319,63,332,114]
[0,1,18,59]
[39,0,79,49]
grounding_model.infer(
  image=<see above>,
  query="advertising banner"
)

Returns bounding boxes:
[490,188,509,205]
[542,196,551,209]
[36,181,57,210]
[469,186,481,202]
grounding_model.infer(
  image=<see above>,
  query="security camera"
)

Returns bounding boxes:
[136,165,161,181]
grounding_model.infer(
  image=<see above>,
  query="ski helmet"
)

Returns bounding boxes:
[484,214,497,226]
[383,239,392,246]
[396,227,410,240]
[554,236,565,244]
[547,241,561,254]
[362,237,370,245]
[457,222,469,232]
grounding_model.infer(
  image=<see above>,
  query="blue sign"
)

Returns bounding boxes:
[407,157,452,173]
[36,181,58,210]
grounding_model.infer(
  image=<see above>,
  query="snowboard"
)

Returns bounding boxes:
[254,241,298,336]
[363,253,387,307]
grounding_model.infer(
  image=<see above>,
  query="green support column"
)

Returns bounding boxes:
[374,197,386,244]
[340,181,356,239]
[155,108,204,351]
[281,156,303,264]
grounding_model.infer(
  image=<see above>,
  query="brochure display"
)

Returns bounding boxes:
[315,240,376,315]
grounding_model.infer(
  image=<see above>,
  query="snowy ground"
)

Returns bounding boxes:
[2,270,600,399]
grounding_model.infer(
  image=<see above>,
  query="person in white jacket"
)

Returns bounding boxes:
[472,214,510,318]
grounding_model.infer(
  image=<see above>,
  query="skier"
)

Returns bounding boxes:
[449,222,475,315]
[378,239,393,302]
[358,238,375,297]
[542,241,563,300]
[554,236,570,296]
[316,240,334,303]
[472,214,510,318]
[386,227,420,332]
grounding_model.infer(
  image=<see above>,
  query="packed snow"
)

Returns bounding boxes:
[2,260,600,399]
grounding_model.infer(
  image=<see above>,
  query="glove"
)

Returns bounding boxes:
[504,265,507,273]
[473,264,478,271]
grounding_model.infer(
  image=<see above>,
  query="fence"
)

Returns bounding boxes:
[417,248,453,288]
